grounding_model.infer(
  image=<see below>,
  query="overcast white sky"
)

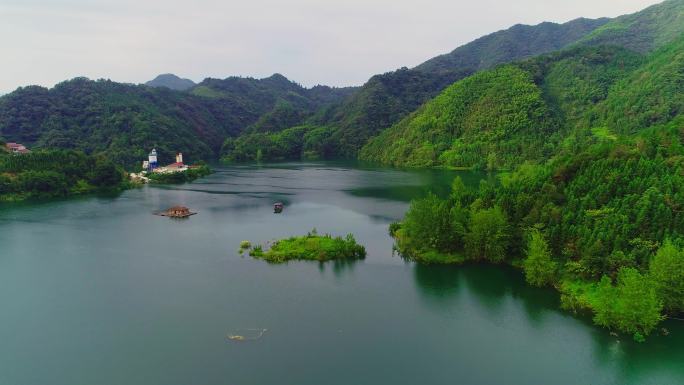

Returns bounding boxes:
[0,0,661,93]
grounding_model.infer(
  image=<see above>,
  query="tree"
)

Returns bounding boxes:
[523,229,557,286]
[88,157,123,187]
[403,193,458,253]
[593,267,663,339]
[465,206,509,262]
[449,176,469,205]
[649,240,684,313]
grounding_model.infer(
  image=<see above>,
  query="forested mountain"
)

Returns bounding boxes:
[1,0,682,168]
[359,46,645,168]
[299,17,610,158]
[191,73,356,133]
[382,2,684,339]
[220,17,611,161]
[0,74,353,167]
[360,0,684,169]
[255,0,683,163]
[145,74,196,91]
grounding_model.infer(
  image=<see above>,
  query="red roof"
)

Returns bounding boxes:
[5,143,29,153]
[166,162,185,168]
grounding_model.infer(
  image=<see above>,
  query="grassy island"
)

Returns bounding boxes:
[247,230,366,263]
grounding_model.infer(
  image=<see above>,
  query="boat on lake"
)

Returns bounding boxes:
[274,202,284,213]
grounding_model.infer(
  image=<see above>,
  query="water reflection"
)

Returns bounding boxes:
[2,161,683,385]
[411,261,684,384]
[316,258,361,279]
[412,264,462,302]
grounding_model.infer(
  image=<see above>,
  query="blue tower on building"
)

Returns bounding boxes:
[148,148,158,171]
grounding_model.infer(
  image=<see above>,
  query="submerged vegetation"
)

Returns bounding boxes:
[247,230,367,263]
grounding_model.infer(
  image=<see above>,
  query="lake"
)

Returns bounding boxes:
[1,161,682,385]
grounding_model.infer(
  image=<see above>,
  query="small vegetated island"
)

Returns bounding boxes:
[244,230,366,263]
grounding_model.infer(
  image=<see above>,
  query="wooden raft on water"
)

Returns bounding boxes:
[155,206,197,218]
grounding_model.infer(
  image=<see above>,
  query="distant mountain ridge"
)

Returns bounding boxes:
[145,74,196,91]
[238,16,611,158]
[359,0,684,169]
[415,17,610,74]
[578,0,684,53]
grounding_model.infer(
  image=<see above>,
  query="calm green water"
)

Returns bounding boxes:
[1,161,682,385]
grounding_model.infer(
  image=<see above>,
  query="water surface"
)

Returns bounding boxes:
[1,161,682,385]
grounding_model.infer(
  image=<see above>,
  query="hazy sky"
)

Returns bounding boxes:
[0,0,660,93]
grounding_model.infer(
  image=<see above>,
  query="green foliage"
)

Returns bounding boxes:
[578,0,684,53]
[649,240,684,313]
[360,65,555,169]
[248,232,366,263]
[400,193,464,256]
[417,18,610,74]
[593,268,664,338]
[465,206,510,263]
[218,16,608,162]
[590,35,684,135]
[361,31,684,171]
[220,125,339,162]
[147,164,212,184]
[389,120,684,335]
[0,76,353,168]
[0,150,126,200]
[523,228,557,286]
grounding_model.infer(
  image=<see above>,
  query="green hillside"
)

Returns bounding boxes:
[0,149,127,201]
[359,33,680,170]
[383,15,684,338]
[360,65,555,168]
[416,18,609,74]
[220,18,609,161]
[578,0,684,53]
[0,75,353,167]
[305,18,609,159]
[589,34,684,134]
[392,117,684,339]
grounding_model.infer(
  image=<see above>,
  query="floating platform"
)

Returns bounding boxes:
[156,206,197,218]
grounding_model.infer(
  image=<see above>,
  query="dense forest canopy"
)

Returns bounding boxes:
[0,149,127,201]
[226,16,611,161]
[360,22,684,170]
[0,75,353,167]
[0,8,616,165]
[392,118,684,339]
[2,1,683,167]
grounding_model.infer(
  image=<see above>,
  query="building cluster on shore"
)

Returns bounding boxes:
[143,149,188,174]
[4,142,30,154]
[130,148,192,183]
